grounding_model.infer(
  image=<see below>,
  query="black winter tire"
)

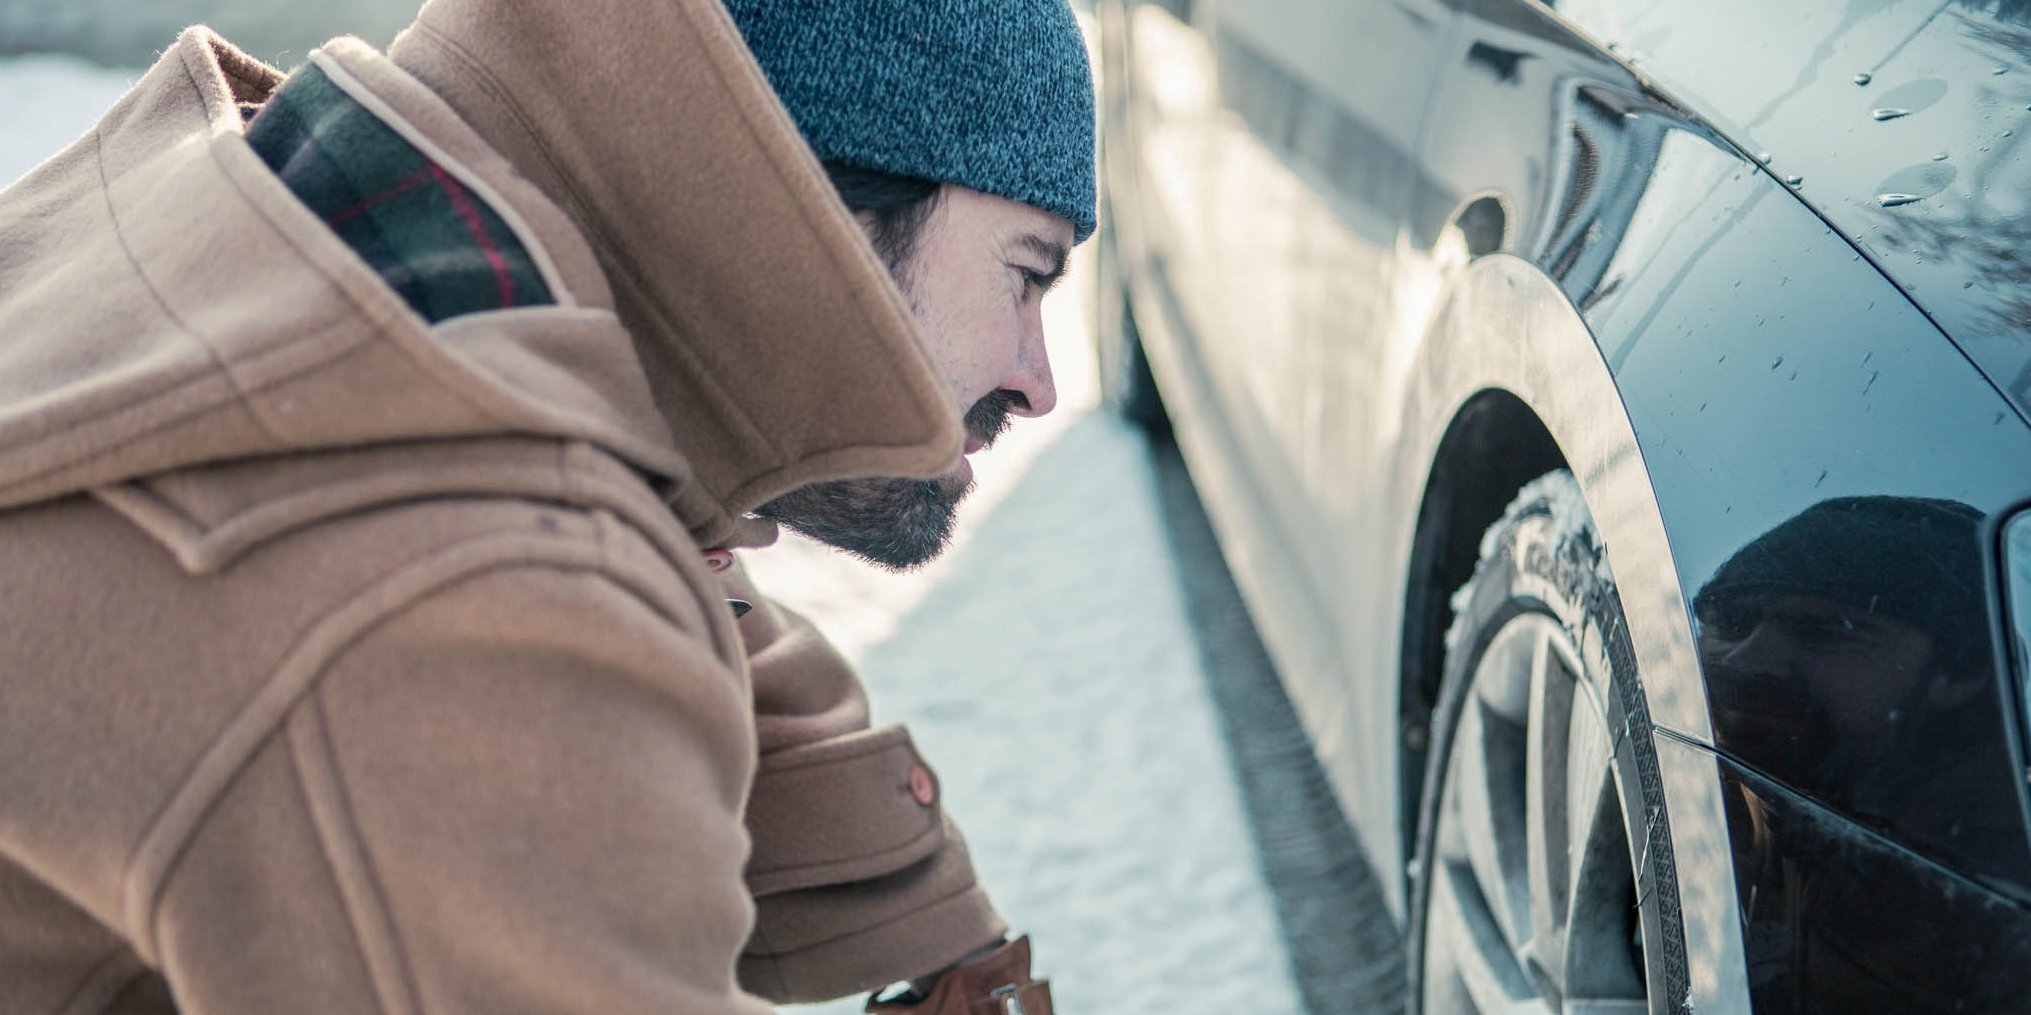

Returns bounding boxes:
[1090,201,1169,434]
[1408,471,1690,1014]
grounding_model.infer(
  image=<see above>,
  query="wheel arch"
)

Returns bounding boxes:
[1395,388,1564,870]
[1380,253,1750,1009]
[1393,253,1714,752]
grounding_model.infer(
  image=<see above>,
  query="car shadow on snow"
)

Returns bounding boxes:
[1142,432,1411,1015]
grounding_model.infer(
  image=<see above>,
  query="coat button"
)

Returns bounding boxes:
[908,765,936,806]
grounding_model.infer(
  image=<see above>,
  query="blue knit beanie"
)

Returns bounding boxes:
[721,0,1097,241]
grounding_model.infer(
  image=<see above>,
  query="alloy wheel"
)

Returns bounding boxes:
[1420,611,1650,1015]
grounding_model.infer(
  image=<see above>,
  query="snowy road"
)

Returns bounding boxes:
[3,53,1318,1015]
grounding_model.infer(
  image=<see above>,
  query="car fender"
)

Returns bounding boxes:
[1392,251,1750,1010]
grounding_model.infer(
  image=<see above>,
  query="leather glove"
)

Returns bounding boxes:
[864,936,1054,1015]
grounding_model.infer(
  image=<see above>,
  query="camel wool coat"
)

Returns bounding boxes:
[0,1,1010,1010]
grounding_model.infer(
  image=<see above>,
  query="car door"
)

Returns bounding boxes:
[1101,0,1462,811]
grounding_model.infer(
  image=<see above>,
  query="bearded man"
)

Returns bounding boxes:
[0,0,1091,1012]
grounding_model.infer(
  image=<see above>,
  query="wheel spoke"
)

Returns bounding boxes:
[1563,681,1616,913]
[1429,857,1550,1015]
[1524,622,1576,990]
[1453,692,1532,955]
[1562,688,1648,1005]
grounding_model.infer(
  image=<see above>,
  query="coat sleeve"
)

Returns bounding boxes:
[722,559,1010,1004]
[149,561,776,1015]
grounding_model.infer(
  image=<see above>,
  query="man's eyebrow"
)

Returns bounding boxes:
[1013,233,1070,290]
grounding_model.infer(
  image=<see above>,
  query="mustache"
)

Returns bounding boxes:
[963,390,1022,450]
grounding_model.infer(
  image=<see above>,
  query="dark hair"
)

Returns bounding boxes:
[823,161,942,277]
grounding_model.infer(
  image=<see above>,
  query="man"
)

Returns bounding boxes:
[1692,496,2025,1007]
[0,0,1091,1011]
[1693,495,2018,862]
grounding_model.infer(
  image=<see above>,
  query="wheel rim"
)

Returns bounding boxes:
[1423,613,1649,1015]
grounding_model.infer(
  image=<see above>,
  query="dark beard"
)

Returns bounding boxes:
[756,391,1019,571]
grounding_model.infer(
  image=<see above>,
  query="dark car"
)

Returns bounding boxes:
[1093,0,2031,1010]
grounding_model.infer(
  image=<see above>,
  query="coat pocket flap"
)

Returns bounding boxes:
[743,722,946,897]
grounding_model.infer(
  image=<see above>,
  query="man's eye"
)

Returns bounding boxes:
[1700,600,1762,642]
[1016,265,1064,299]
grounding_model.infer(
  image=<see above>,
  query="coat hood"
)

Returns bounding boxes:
[385,0,969,514]
[0,6,962,549]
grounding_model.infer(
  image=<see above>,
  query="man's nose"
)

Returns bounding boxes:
[1005,311,1057,418]
[1717,622,1799,678]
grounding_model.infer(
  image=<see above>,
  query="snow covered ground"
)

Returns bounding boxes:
[1,51,1310,1015]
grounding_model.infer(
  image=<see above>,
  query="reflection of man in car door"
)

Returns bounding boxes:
[1692,496,2008,839]
[1692,496,2027,1006]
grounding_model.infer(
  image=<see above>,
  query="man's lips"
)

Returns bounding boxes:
[964,435,985,455]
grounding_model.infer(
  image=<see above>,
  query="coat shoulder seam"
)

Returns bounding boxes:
[120,528,634,964]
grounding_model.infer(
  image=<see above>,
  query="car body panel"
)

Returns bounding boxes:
[1717,753,2031,1011]
[1547,0,2031,429]
[1415,0,2031,900]
[1099,0,2031,997]
[1101,0,1459,875]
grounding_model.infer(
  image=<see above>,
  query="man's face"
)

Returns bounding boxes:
[1696,591,1937,758]
[758,186,1075,570]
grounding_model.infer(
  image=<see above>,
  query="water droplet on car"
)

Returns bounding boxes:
[1756,151,1773,163]
[1874,77,1949,118]
[1875,161,1958,207]
[1964,280,1975,288]
[1932,151,1950,161]
[1872,107,1912,121]
[1784,174,1803,186]
[1993,65,2009,75]
[1854,72,1873,85]
[1771,355,1786,369]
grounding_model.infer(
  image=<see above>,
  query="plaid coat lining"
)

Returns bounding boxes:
[245,65,553,324]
